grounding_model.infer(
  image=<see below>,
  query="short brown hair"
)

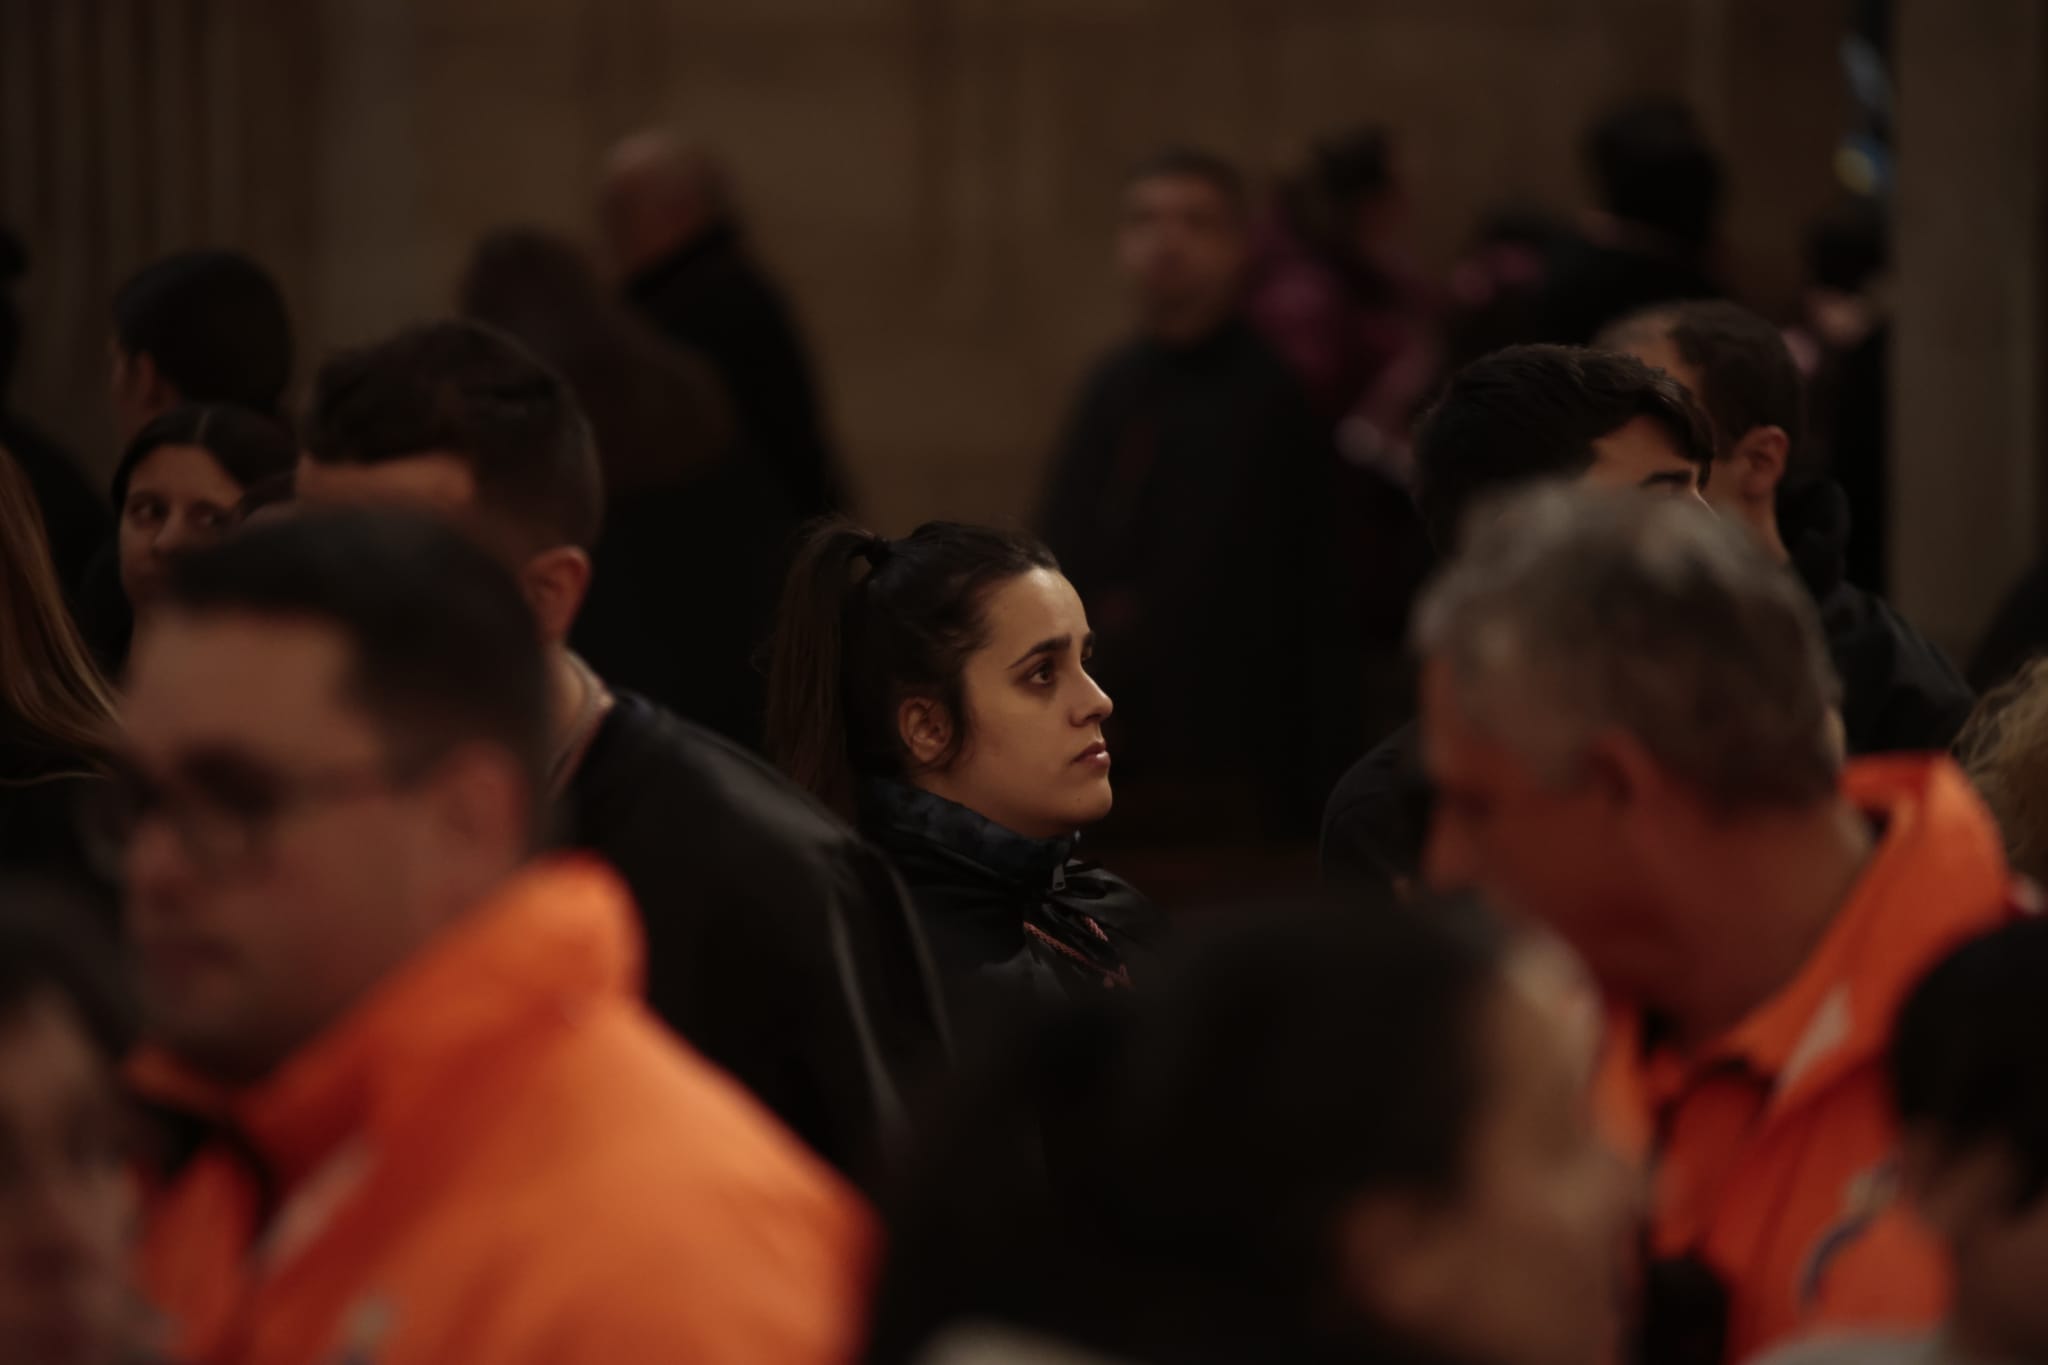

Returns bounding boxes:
[305,320,603,552]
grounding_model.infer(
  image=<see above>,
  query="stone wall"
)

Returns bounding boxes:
[5,0,1851,533]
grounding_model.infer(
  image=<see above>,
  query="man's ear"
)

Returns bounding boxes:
[518,546,593,645]
[1731,425,1790,503]
[1335,1192,1460,1334]
[897,697,955,770]
[1575,728,1661,812]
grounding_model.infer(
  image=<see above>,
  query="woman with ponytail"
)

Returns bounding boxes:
[766,519,1160,1017]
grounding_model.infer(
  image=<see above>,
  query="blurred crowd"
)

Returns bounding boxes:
[3,77,2048,1365]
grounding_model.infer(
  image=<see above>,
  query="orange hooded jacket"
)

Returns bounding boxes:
[133,856,874,1365]
[1595,757,2026,1364]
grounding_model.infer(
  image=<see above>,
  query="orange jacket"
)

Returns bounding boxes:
[134,856,875,1365]
[1595,757,2023,1364]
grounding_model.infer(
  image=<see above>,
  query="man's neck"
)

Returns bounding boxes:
[1648,797,1875,1051]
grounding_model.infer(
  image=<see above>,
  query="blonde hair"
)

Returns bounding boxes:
[1958,657,2048,883]
[0,445,119,773]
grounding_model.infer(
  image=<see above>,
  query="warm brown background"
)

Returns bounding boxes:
[2,0,2040,653]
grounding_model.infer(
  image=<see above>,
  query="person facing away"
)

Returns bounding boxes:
[79,404,299,680]
[1527,98,1725,346]
[458,225,799,747]
[1039,147,1334,843]
[1319,344,1715,899]
[765,520,1161,1032]
[292,319,945,1177]
[0,892,146,1365]
[106,250,294,446]
[1413,485,2024,1364]
[118,509,871,1365]
[1753,917,2048,1365]
[0,447,122,910]
[0,227,107,593]
[864,899,1632,1365]
[1601,299,1972,755]
[599,130,846,518]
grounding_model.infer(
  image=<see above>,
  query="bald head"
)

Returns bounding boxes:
[598,130,734,278]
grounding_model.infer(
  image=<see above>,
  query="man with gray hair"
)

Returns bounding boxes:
[1417,485,2021,1365]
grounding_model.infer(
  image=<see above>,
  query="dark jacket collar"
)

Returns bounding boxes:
[860,779,1075,891]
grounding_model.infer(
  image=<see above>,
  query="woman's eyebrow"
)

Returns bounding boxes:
[1009,635,1071,668]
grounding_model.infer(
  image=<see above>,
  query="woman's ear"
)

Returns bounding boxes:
[518,546,593,646]
[897,697,955,769]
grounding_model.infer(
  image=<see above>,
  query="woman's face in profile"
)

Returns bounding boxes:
[908,569,1116,840]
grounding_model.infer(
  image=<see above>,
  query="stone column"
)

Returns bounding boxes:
[1893,0,2048,658]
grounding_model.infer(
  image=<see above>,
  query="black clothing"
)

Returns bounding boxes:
[558,690,948,1179]
[860,780,1160,1023]
[1,412,107,595]
[1039,319,1334,840]
[571,457,797,749]
[625,226,844,517]
[1526,232,1721,345]
[1321,486,1970,900]
[1319,720,1429,903]
[1783,481,1972,753]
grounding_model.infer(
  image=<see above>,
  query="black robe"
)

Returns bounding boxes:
[1038,319,1336,841]
[625,226,845,518]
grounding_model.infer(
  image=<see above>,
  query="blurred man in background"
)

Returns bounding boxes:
[1320,344,1713,899]
[123,510,870,1364]
[1416,486,2019,1364]
[1529,98,1725,345]
[1603,299,1970,755]
[600,130,846,517]
[1040,147,1335,851]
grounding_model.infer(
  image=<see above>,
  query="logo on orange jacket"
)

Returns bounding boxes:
[327,1296,396,1365]
[1798,1157,1901,1307]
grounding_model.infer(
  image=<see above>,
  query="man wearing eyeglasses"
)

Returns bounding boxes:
[117,508,870,1365]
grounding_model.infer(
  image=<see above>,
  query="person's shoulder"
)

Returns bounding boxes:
[1749,1332,1938,1365]
[1822,584,1974,753]
[581,691,864,849]
[498,999,862,1204]
[458,1029,874,1363]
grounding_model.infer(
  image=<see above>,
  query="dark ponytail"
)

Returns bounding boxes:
[764,517,1058,821]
